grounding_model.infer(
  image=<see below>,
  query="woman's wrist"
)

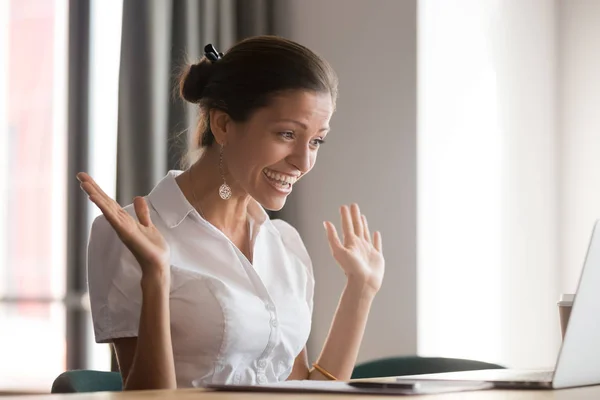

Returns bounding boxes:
[344,278,378,302]
[141,264,171,292]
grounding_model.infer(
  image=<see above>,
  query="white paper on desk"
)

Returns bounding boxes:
[198,379,493,395]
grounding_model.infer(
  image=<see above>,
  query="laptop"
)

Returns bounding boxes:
[397,220,600,390]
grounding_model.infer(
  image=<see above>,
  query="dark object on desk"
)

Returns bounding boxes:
[348,381,419,390]
[352,356,505,379]
[51,370,123,393]
[201,380,493,396]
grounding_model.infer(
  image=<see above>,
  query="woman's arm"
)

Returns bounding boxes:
[114,271,176,390]
[287,279,374,381]
[289,204,384,381]
[79,172,176,390]
[309,279,375,380]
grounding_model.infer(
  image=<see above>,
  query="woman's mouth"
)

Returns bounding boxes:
[263,168,299,193]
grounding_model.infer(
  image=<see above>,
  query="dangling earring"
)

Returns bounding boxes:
[218,145,232,200]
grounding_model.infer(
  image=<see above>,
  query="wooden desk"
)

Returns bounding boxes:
[4,381,600,400]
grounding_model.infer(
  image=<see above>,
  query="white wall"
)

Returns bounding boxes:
[418,0,560,369]
[275,0,418,362]
[558,0,600,295]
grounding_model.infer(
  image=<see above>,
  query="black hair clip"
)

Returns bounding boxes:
[204,44,223,62]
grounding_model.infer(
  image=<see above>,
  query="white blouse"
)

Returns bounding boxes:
[87,171,315,388]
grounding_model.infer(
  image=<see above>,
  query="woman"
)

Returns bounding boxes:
[79,36,384,390]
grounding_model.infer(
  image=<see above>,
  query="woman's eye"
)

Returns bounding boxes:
[279,131,294,139]
[311,138,326,147]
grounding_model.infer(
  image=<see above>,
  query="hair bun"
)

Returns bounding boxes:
[179,58,214,103]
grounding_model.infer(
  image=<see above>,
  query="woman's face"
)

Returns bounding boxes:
[222,90,333,211]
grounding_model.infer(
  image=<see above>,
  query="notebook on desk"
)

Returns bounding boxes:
[396,220,600,390]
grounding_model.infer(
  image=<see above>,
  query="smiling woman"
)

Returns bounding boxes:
[178,37,337,211]
[195,89,333,209]
[80,35,384,390]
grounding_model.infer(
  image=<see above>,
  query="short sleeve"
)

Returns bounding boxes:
[271,219,315,315]
[87,213,143,343]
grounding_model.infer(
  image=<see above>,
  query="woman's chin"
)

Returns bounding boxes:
[252,190,288,212]
[260,196,287,212]
[250,179,292,212]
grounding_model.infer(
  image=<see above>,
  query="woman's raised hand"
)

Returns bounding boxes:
[323,204,384,295]
[78,172,170,282]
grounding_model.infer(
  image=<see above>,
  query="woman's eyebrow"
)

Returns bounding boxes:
[273,119,329,132]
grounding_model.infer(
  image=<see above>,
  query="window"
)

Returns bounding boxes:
[0,0,69,391]
[0,0,122,391]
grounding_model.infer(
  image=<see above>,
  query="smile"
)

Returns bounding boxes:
[262,168,299,193]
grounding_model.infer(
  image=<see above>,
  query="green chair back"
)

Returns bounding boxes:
[352,356,505,379]
[51,370,123,393]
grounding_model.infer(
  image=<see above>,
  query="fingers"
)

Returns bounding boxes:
[78,173,127,228]
[82,182,114,217]
[340,205,354,244]
[134,197,152,227]
[76,172,88,182]
[374,231,382,252]
[85,175,111,202]
[78,173,116,210]
[341,204,376,245]
[85,188,126,231]
[78,172,102,196]
[362,214,372,243]
[350,204,364,238]
[323,221,343,253]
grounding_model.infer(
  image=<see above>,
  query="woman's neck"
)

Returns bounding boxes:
[176,147,250,233]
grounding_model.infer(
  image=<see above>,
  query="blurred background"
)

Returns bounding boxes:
[1,0,600,394]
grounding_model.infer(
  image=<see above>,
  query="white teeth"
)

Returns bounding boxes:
[263,169,298,185]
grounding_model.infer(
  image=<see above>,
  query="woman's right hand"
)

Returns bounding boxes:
[78,172,170,282]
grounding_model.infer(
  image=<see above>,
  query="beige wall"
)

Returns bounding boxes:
[274,0,418,362]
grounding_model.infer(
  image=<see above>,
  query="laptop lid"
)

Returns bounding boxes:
[553,220,600,389]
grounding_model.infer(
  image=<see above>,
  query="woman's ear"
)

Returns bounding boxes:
[209,109,231,146]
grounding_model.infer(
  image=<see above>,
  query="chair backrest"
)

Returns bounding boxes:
[351,356,505,379]
[51,370,123,393]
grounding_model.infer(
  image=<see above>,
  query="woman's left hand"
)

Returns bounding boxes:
[324,204,384,296]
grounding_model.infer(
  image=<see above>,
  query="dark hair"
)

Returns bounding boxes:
[178,35,338,150]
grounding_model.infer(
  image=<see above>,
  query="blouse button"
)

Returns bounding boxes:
[270,319,278,328]
[257,374,267,384]
[258,359,267,368]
